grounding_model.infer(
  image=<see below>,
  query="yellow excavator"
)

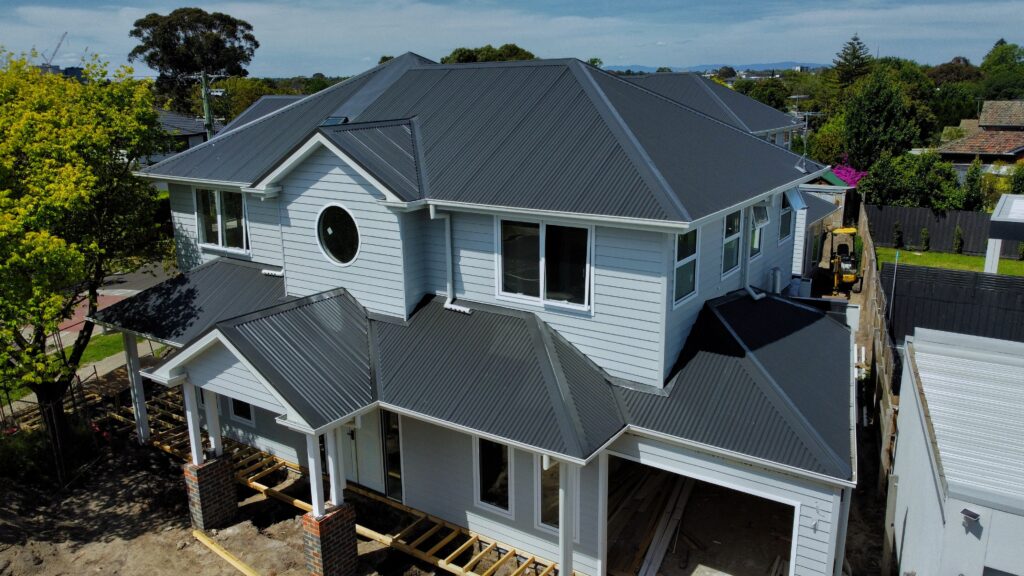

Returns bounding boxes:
[830,226,862,294]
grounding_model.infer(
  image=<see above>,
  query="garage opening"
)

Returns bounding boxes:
[607,456,795,576]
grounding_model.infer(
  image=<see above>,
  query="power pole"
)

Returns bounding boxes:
[200,70,215,140]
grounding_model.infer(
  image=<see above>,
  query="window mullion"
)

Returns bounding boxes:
[539,222,546,303]
[215,191,224,247]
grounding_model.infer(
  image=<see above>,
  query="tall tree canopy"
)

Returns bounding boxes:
[833,34,873,90]
[979,39,1024,99]
[0,55,164,471]
[439,44,535,64]
[858,151,961,210]
[129,7,259,112]
[716,66,737,79]
[927,56,982,85]
[748,78,790,111]
[843,68,920,170]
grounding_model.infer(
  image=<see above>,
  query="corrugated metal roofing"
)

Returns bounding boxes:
[219,95,304,135]
[142,56,820,223]
[908,329,1024,513]
[158,108,220,136]
[218,290,373,430]
[320,119,421,201]
[880,263,1024,345]
[90,259,286,347]
[699,77,801,133]
[804,192,841,224]
[621,292,854,480]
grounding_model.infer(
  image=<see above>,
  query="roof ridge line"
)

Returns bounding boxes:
[531,315,587,458]
[569,60,691,222]
[695,76,751,132]
[710,304,849,476]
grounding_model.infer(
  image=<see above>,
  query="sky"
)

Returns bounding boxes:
[2,0,1023,77]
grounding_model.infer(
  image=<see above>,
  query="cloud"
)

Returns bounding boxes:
[1,0,1022,75]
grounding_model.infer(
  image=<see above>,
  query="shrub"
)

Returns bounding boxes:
[953,225,964,254]
[1018,241,1024,261]
[920,227,930,251]
[893,221,904,248]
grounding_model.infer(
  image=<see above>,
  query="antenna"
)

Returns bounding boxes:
[43,32,67,67]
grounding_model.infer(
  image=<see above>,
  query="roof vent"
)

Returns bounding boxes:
[321,116,349,127]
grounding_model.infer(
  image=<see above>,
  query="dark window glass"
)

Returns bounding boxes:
[501,221,540,297]
[318,206,359,264]
[221,192,246,249]
[544,225,588,305]
[231,399,252,422]
[674,260,696,301]
[197,189,219,245]
[540,461,559,528]
[677,231,697,261]
[725,210,741,237]
[478,439,509,510]
[381,410,403,501]
[780,201,793,239]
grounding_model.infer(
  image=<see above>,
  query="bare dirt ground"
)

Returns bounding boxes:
[0,445,433,576]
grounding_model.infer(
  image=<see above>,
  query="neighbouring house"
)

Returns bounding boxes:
[890,328,1024,576]
[144,109,225,166]
[92,54,856,576]
[629,73,802,149]
[939,100,1024,174]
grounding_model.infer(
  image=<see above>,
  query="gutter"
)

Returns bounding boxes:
[429,204,471,314]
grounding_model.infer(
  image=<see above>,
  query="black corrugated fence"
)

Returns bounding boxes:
[865,205,1021,258]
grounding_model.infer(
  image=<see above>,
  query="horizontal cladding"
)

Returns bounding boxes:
[168,183,213,271]
[187,344,285,414]
[450,212,665,385]
[216,399,306,465]
[280,147,407,318]
[245,196,283,267]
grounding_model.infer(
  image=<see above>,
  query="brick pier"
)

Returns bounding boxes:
[302,503,357,576]
[183,458,236,531]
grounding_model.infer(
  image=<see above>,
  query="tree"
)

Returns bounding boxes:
[808,112,846,166]
[716,66,737,79]
[749,78,790,110]
[732,78,756,95]
[129,8,259,113]
[190,76,289,122]
[655,66,673,73]
[981,39,1024,73]
[379,55,394,64]
[833,34,872,90]
[0,55,164,478]
[857,151,960,209]
[962,158,985,211]
[844,68,920,170]
[874,57,937,144]
[927,56,981,85]
[439,43,535,64]
[932,81,981,129]
[587,57,603,68]
[980,39,1024,99]
[1013,163,1024,196]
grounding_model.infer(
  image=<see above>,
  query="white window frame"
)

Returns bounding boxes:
[228,398,255,425]
[194,187,250,254]
[721,210,743,278]
[379,410,406,504]
[778,193,794,244]
[315,203,362,268]
[494,217,594,313]
[749,203,769,261]
[672,228,700,308]
[532,454,581,542]
[472,436,515,520]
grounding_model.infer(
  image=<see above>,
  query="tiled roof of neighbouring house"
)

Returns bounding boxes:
[979,100,1024,128]
[939,130,1024,156]
[140,53,823,224]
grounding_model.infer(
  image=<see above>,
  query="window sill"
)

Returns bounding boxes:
[199,243,252,258]
[473,500,515,521]
[495,292,593,316]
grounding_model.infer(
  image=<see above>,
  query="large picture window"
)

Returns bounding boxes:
[196,189,248,250]
[475,438,512,515]
[722,210,742,275]
[779,194,793,241]
[498,219,590,308]
[674,230,698,304]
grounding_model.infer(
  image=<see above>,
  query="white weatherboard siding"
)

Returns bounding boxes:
[399,210,446,315]
[610,434,842,576]
[246,196,284,267]
[168,183,212,271]
[344,409,385,494]
[187,343,285,414]
[792,208,809,276]
[217,399,307,464]
[401,417,601,575]
[279,147,408,318]
[450,212,665,385]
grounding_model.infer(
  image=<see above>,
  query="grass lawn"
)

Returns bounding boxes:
[875,246,1024,276]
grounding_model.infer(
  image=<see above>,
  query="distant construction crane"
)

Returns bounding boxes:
[43,31,67,67]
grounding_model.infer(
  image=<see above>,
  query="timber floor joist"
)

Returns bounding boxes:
[126,387,573,576]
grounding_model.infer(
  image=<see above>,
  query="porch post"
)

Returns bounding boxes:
[306,433,326,517]
[597,452,609,575]
[202,388,223,457]
[559,461,576,575]
[326,427,346,506]
[182,380,204,465]
[123,334,150,444]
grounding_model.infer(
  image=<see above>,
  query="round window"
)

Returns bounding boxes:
[317,206,359,265]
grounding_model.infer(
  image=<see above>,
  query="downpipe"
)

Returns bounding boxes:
[430,204,472,314]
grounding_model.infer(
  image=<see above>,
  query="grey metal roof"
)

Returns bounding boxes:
[880,263,1024,345]
[907,329,1024,513]
[142,57,821,223]
[158,108,220,136]
[803,191,841,224]
[90,259,286,347]
[630,74,800,134]
[620,292,854,480]
[217,290,373,430]
[320,119,421,201]
[219,95,304,135]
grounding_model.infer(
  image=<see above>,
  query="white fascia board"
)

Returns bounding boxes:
[132,172,248,192]
[687,165,831,228]
[799,183,852,193]
[250,132,405,204]
[417,200,694,234]
[274,401,379,436]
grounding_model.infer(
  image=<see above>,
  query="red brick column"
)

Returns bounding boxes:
[183,458,236,531]
[302,503,357,576]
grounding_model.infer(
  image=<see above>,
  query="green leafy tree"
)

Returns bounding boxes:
[962,158,985,211]
[874,57,937,144]
[587,57,603,68]
[808,112,846,166]
[833,34,872,90]
[190,76,292,122]
[439,43,535,64]
[858,151,960,209]
[749,78,790,110]
[932,81,982,130]
[980,39,1024,99]
[655,66,673,73]
[732,78,756,95]
[379,55,394,65]
[1012,163,1024,196]
[844,68,920,170]
[0,55,164,475]
[927,56,981,85]
[716,66,737,79]
[129,7,259,112]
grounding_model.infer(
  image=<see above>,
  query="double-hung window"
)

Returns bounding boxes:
[196,189,248,251]
[722,210,742,275]
[475,438,513,516]
[674,230,698,304]
[498,219,590,309]
[750,203,769,259]
[779,194,793,241]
